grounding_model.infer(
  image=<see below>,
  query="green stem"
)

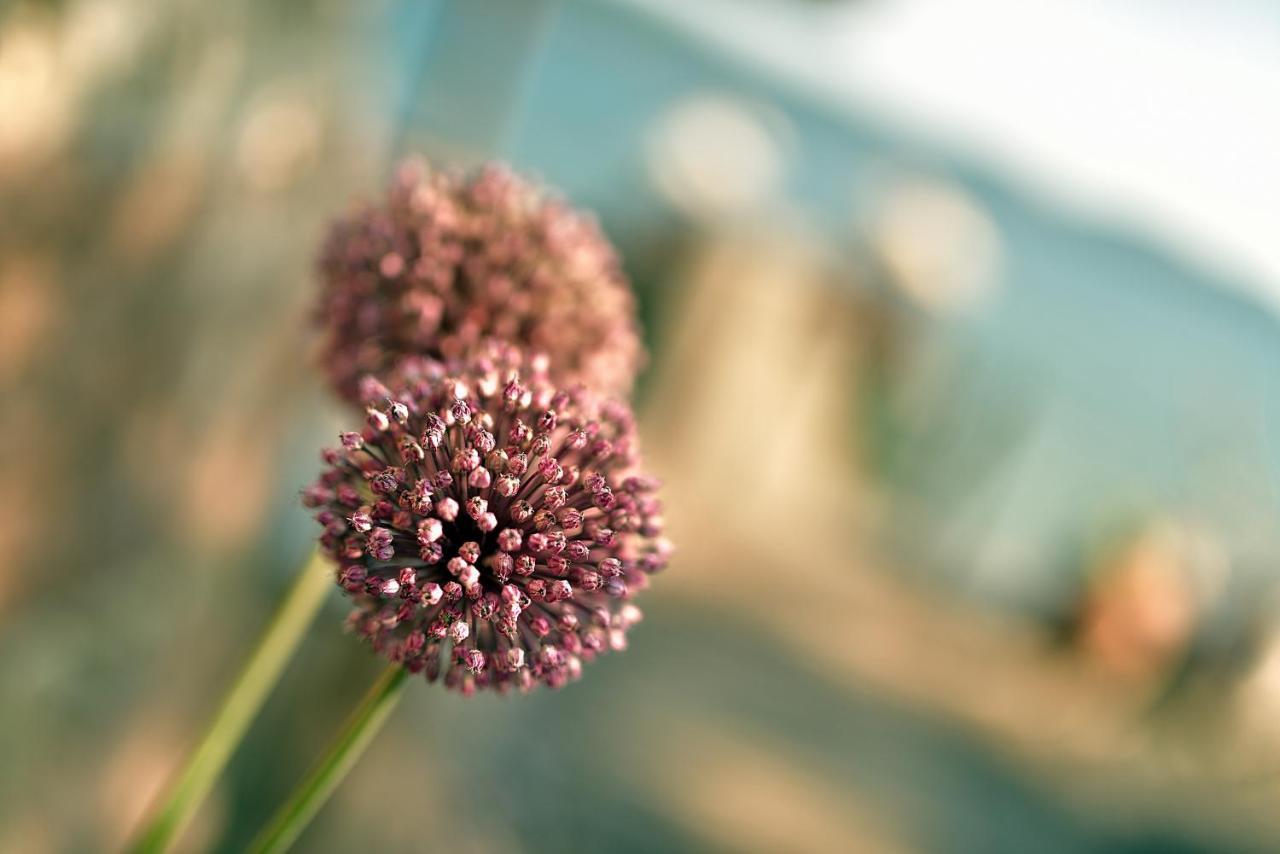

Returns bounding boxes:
[249,665,409,854]
[129,549,334,854]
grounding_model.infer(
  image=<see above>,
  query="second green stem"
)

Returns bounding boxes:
[249,664,410,854]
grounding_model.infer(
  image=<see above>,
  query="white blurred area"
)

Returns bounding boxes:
[626,0,1280,305]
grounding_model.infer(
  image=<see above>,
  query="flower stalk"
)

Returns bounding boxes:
[129,549,333,854]
[249,665,409,854]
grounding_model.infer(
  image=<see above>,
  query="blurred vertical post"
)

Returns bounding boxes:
[391,0,560,162]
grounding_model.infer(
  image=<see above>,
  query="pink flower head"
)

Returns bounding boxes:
[317,158,645,402]
[305,344,670,694]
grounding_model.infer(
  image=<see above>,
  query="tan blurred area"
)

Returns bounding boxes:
[640,217,1280,844]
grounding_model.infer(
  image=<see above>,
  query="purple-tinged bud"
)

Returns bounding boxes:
[340,565,367,592]
[461,648,485,674]
[497,529,522,552]
[403,480,432,515]
[562,633,583,655]
[340,431,364,450]
[490,552,513,581]
[451,448,480,473]
[418,518,443,544]
[436,497,459,522]
[496,474,520,497]
[404,630,426,655]
[458,565,480,589]
[367,528,394,561]
[358,376,391,404]
[422,414,446,448]
[302,485,332,508]
[510,500,533,523]
[367,576,399,598]
[398,436,425,462]
[507,452,529,476]
[473,429,496,454]
[545,580,572,603]
[538,645,563,669]
[369,468,400,496]
[366,407,390,432]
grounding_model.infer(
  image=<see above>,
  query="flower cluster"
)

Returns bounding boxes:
[304,345,670,694]
[317,159,644,403]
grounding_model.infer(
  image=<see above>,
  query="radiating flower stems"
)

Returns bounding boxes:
[249,665,409,854]
[129,549,334,854]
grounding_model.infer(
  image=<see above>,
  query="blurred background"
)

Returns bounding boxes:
[4,0,1280,851]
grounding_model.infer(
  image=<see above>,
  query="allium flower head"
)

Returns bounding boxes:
[318,158,644,402]
[303,343,671,694]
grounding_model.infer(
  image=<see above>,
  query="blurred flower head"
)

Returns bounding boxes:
[304,342,671,694]
[317,158,644,402]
